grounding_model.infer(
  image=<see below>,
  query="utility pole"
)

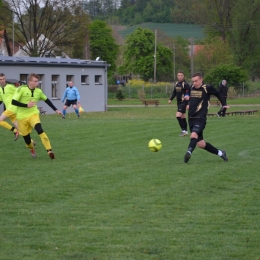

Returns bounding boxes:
[172,43,176,80]
[154,29,157,83]
[190,37,194,76]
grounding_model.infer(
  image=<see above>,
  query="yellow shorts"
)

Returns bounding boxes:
[3,110,17,123]
[17,114,41,136]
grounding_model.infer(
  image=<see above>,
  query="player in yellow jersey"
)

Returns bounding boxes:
[0,73,20,140]
[12,73,63,159]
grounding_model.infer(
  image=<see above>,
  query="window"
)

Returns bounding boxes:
[95,75,102,85]
[81,75,89,85]
[52,75,59,98]
[20,74,28,84]
[66,75,74,87]
[38,74,44,90]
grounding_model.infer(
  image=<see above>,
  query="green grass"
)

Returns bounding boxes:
[118,22,205,40]
[1,108,260,259]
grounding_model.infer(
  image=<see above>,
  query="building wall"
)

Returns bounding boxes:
[0,62,108,114]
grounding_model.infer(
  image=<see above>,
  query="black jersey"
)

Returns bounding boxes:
[188,84,226,121]
[219,84,228,98]
[170,81,190,102]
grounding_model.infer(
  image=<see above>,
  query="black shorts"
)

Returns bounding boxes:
[189,118,206,142]
[65,99,77,107]
[177,101,188,114]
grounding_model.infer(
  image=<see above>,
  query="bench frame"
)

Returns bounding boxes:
[140,99,160,107]
[207,109,259,117]
[209,100,220,106]
[38,107,47,115]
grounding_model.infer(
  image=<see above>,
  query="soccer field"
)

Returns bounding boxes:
[1,107,260,259]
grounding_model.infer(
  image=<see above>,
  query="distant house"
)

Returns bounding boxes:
[0,56,109,114]
[189,44,204,57]
[14,34,70,58]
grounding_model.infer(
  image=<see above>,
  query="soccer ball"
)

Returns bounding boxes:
[148,139,162,152]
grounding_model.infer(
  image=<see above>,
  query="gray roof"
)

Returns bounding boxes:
[0,56,109,68]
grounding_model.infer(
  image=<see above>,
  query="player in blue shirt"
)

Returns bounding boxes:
[61,81,81,119]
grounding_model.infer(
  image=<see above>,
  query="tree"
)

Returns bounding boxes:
[204,64,248,88]
[0,0,88,57]
[228,0,260,80]
[116,89,125,100]
[119,27,174,81]
[117,0,174,24]
[194,37,233,75]
[89,20,119,77]
[170,0,195,24]
[192,0,237,41]
[70,5,91,59]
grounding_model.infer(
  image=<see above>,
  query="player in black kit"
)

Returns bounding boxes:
[217,80,228,117]
[184,72,229,163]
[168,70,190,136]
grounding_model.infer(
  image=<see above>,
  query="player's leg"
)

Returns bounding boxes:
[62,104,68,118]
[180,104,188,135]
[72,102,80,118]
[176,110,184,135]
[9,112,20,141]
[23,134,37,158]
[0,112,19,140]
[32,115,55,159]
[184,120,204,163]
[18,118,36,158]
[197,139,228,161]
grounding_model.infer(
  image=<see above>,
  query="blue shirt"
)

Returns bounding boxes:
[62,86,80,102]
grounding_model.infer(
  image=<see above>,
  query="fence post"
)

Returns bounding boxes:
[128,85,130,99]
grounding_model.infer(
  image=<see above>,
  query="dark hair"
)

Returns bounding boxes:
[28,73,40,81]
[177,70,184,75]
[0,73,5,77]
[191,72,203,78]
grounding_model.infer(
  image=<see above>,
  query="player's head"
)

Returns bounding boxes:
[0,73,6,87]
[191,72,203,88]
[177,70,185,82]
[222,80,227,86]
[28,73,40,89]
[68,81,73,88]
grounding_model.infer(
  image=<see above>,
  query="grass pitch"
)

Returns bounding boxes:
[0,106,260,259]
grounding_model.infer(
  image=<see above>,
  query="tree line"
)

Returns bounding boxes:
[82,0,194,24]
[1,0,260,85]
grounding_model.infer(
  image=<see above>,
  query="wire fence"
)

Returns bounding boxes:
[108,83,260,99]
[108,84,175,99]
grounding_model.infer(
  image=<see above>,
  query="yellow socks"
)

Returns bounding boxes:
[39,132,52,150]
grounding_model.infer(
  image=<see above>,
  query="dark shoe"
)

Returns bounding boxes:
[14,131,19,141]
[77,115,80,119]
[48,150,55,160]
[62,116,65,119]
[216,113,221,117]
[220,150,228,162]
[184,151,191,163]
[29,141,37,158]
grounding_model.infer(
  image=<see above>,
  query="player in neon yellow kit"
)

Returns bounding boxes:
[0,73,20,140]
[12,73,63,159]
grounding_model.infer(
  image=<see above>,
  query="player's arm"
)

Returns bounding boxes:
[184,83,190,100]
[44,98,63,115]
[168,88,176,103]
[75,88,80,104]
[208,85,229,108]
[12,99,36,107]
[61,89,67,102]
